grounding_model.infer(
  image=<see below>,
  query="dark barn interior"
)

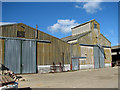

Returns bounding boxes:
[111,45,120,66]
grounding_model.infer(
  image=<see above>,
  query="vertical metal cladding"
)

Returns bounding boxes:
[5,39,21,74]
[94,46,105,69]
[94,46,100,69]
[22,40,36,73]
[4,39,37,74]
[72,58,79,70]
[99,47,105,68]
[1,24,71,67]
[1,23,71,73]
[37,32,71,65]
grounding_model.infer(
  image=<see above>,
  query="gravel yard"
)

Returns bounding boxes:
[18,67,118,88]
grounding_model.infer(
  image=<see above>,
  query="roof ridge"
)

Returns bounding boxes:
[71,19,96,29]
[61,35,72,39]
[61,30,91,40]
[72,30,91,37]
[61,31,91,42]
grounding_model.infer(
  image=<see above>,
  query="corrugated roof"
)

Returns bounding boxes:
[61,31,91,42]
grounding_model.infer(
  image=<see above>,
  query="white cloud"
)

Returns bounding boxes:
[48,19,79,33]
[0,22,16,26]
[75,0,102,14]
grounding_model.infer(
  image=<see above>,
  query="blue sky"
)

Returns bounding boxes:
[2,2,118,46]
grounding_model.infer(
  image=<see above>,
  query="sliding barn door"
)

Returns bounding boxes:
[22,40,37,73]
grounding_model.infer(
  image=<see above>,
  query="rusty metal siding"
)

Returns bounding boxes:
[5,39,21,74]
[37,30,71,65]
[22,40,37,73]
[91,21,111,46]
[1,23,71,66]
[91,21,100,45]
[37,42,43,65]
[72,44,81,57]
[1,24,36,39]
[78,32,93,45]
[104,48,112,64]
[98,34,111,46]
[80,46,94,65]
[17,23,36,39]
[0,39,4,64]
[2,25,17,38]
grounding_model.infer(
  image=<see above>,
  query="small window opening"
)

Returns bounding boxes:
[94,24,97,29]
[20,25,25,28]
[17,31,25,37]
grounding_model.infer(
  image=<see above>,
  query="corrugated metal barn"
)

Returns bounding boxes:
[62,19,112,70]
[0,19,112,74]
[0,23,71,74]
